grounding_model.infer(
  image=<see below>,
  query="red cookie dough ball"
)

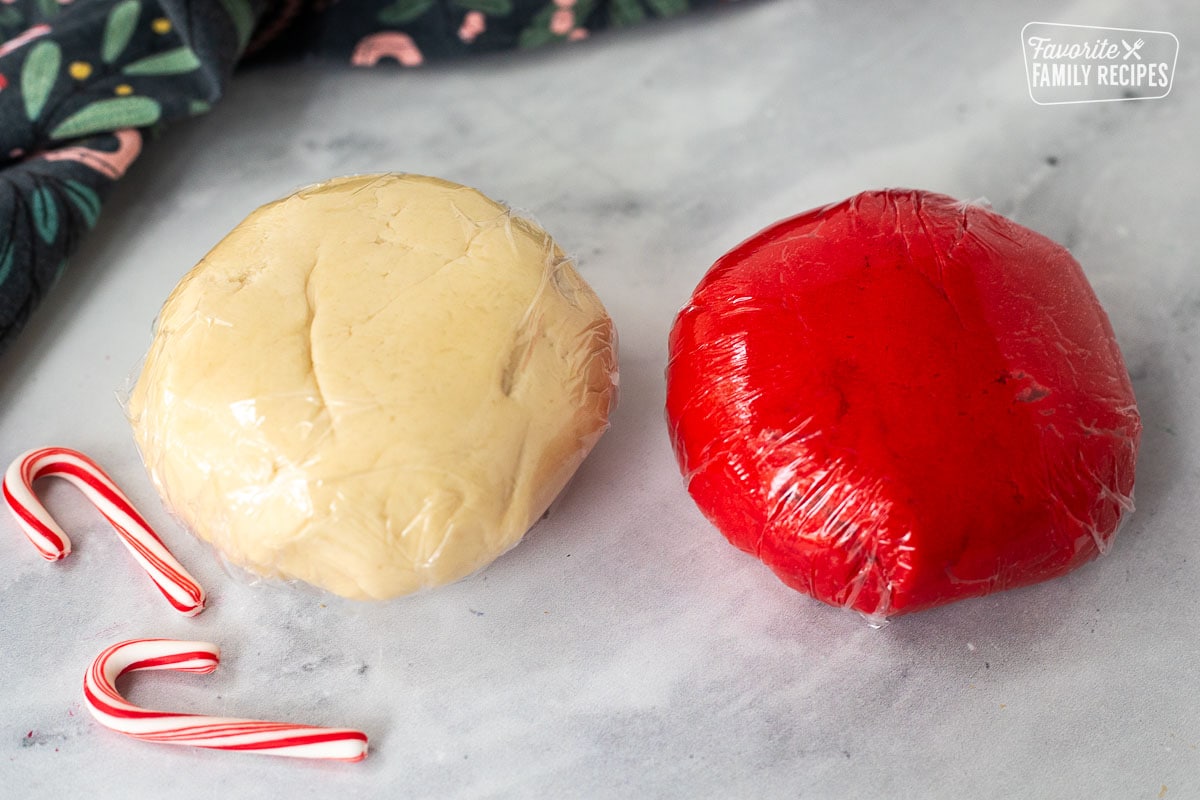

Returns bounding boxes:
[666,189,1141,619]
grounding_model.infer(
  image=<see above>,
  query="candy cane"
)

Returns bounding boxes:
[2,447,206,615]
[84,639,369,762]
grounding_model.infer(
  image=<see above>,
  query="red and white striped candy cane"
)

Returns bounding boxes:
[2,447,206,615]
[84,639,369,762]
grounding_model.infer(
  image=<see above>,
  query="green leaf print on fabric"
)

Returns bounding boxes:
[31,186,58,245]
[378,0,435,25]
[63,180,102,229]
[218,0,255,52]
[102,0,142,65]
[453,0,514,15]
[0,242,13,288]
[611,0,646,26]
[0,6,24,30]
[519,0,595,48]
[518,5,558,48]
[22,40,61,122]
[34,0,59,20]
[645,0,688,17]
[123,47,201,75]
[50,96,162,140]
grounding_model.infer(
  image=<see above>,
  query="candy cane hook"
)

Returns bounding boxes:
[3,447,206,615]
[84,639,369,762]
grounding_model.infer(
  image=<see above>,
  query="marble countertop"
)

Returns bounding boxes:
[3,0,1198,797]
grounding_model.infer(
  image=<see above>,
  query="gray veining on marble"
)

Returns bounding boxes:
[3,0,1199,797]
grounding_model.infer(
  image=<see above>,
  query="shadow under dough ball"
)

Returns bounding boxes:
[129,174,617,600]
[666,189,1141,619]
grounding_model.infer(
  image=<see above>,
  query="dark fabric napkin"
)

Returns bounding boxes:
[0,0,719,356]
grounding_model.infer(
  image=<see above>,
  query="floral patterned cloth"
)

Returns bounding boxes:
[0,0,719,356]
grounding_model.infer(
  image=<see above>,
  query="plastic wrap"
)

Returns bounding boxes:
[127,174,618,601]
[666,189,1141,621]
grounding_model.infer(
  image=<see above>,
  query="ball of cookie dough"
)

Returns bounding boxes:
[666,189,1141,619]
[129,174,617,600]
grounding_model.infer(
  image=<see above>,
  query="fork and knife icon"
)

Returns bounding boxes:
[1122,38,1145,60]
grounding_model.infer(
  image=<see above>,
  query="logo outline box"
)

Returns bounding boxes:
[1021,21,1180,106]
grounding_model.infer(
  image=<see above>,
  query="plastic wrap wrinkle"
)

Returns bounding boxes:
[666,188,1141,619]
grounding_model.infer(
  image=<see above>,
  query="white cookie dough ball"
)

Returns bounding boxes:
[128,174,617,600]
